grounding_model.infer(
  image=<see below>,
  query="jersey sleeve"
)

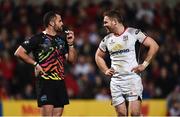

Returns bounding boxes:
[134,29,147,43]
[99,37,107,52]
[21,34,41,53]
[128,28,147,43]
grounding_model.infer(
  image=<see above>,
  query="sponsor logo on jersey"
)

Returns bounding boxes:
[112,44,122,51]
[111,48,130,55]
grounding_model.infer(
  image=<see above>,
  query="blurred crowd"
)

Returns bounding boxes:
[0,0,180,115]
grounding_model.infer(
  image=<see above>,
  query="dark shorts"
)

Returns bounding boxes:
[36,79,69,108]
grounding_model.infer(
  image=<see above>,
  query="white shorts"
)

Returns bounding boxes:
[110,74,143,106]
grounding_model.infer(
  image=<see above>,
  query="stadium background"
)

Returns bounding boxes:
[0,0,179,116]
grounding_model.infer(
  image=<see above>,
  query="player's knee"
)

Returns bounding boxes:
[53,108,63,116]
[117,112,126,116]
[53,111,63,116]
[115,102,127,116]
[41,106,53,116]
[130,110,141,116]
[42,109,53,116]
[116,110,127,116]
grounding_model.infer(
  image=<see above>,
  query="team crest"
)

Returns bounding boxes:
[40,95,47,102]
[123,35,128,41]
[109,39,115,44]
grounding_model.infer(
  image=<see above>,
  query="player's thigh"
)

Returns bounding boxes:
[110,80,125,106]
[36,80,56,107]
[115,102,127,116]
[55,80,69,107]
[53,107,64,116]
[129,100,141,116]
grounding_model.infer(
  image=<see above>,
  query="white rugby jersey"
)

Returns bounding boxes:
[99,27,147,76]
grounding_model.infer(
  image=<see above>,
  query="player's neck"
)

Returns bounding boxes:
[114,24,125,36]
[43,28,57,36]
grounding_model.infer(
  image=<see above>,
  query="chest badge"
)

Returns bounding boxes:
[109,39,115,44]
[123,35,128,41]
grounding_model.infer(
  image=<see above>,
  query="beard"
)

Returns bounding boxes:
[105,26,113,33]
[105,27,110,33]
[54,25,63,32]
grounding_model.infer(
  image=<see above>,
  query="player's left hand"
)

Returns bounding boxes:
[131,64,146,73]
[66,31,75,46]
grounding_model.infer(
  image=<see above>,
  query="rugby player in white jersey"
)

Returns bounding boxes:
[95,10,159,116]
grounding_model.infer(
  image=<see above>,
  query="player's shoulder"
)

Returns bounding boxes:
[126,27,141,35]
[103,33,113,41]
[30,32,44,39]
[25,33,44,45]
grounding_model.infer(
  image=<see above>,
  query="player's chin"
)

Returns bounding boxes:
[57,27,63,32]
[105,28,110,33]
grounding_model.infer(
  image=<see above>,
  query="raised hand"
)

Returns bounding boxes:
[66,31,75,46]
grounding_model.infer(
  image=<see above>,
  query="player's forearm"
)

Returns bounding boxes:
[67,46,77,64]
[95,55,109,74]
[14,46,36,66]
[144,42,159,63]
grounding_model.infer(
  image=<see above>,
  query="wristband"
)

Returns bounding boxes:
[33,62,38,67]
[142,61,149,68]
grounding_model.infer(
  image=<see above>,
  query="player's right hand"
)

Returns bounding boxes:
[35,64,47,76]
[105,68,115,77]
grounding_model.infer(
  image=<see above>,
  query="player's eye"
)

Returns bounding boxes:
[59,19,62,23]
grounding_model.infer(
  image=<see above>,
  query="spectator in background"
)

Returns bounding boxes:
[64,73,79,98]
[136,2,154,25]
[95,87,110,100]
[167,85,180,116]
[22,83,35,99]
[77,74,94,99]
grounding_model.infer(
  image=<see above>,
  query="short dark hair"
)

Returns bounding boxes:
[103,10,123,23]
[43,11,60,27]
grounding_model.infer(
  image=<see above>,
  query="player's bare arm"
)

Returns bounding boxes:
[65,30,77,64]
[131,37,159,73]
[14,46,46,75]
[15,46,36,65]
[95,48,115,77]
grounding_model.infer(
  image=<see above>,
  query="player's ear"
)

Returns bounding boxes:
[112,21,116,25]
[112,18,117,25]
[49,21,54,26]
